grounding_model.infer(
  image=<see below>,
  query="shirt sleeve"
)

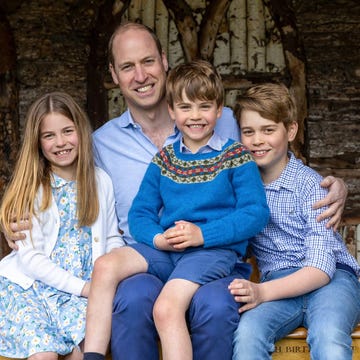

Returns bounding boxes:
[299,174,340,278]
[128,161,164,248]
[97,168,125,251]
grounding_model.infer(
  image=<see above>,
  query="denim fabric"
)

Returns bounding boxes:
[232,268,360,360]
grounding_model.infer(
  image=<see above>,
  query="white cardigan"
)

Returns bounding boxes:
[0,167,125,296]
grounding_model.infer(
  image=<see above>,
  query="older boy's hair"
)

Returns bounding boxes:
[166,59,224,108]
[235,83,297,129]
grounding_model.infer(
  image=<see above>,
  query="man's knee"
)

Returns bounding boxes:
[190,277,239,322]
[112,273,163,316]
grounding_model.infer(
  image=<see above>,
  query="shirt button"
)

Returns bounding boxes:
[94,237,99,242]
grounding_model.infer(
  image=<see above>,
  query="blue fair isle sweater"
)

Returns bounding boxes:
[128,139,269,257]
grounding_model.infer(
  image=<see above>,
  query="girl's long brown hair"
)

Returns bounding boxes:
[0,92,99,236]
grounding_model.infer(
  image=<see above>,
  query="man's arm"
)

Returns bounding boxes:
[313,176,347,231]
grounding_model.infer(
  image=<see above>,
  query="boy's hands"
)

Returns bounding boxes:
[228,279,264,313]
[163,220,204,250]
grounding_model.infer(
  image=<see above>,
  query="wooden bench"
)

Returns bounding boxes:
[272,324,360,359]
[247,217,360,358]
[0,320,359,360]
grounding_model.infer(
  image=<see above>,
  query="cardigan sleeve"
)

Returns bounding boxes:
[16,213,86,296]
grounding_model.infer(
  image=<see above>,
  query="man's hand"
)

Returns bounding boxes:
[2,218,30,251]
[313,176,347,231]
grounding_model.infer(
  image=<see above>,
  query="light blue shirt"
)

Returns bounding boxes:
[93,107,240,244]
[180,131,227,154]
[252,152,360,278]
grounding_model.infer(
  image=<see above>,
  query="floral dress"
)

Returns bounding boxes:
[0,174,92,357]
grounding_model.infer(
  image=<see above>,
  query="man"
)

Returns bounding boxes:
[92,22,347,360]
[92,22,245,360]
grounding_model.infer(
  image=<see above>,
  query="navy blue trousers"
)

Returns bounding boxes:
[110,263,251,360]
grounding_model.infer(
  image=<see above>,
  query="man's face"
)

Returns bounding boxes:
[110,28,169,112]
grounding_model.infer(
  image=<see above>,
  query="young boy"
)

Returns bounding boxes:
[83,60,269,360]
[229,83,360,360]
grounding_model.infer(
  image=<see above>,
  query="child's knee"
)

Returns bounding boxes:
[93,255,111,277]
[153,295,174,325]
[93,253,121,282]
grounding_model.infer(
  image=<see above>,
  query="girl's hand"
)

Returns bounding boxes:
[81,282,91,298]
[163,220,204,250]
[228,279,264,313]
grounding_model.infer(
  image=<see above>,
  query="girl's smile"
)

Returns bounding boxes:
[40,112,79,180]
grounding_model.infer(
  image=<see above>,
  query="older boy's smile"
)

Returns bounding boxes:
[240,109,297,184]
[250,149,271,157]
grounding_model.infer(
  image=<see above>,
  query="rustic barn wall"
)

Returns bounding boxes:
[293,0,360,218]
[0,0,359,258]
[0,0,104,257]
[3,0,102,121]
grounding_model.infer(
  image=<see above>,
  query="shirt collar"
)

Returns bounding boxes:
[123,109,147,129]
[126,109,179,136]
[51,173,73,189]
[265,152,299,191]
[125,109,137,127]
[179,131,225,154]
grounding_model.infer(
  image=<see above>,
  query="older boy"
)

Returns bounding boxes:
[230,83,360,360]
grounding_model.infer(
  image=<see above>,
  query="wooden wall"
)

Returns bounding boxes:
[295,1,360,218]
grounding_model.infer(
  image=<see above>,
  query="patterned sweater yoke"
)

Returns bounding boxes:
[153,140,254,184]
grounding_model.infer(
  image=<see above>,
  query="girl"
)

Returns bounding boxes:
[0,92,124,360]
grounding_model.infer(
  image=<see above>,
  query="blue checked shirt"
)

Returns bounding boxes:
[251,152,360,279]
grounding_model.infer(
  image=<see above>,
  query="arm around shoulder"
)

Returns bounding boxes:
[313,175,347,230]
